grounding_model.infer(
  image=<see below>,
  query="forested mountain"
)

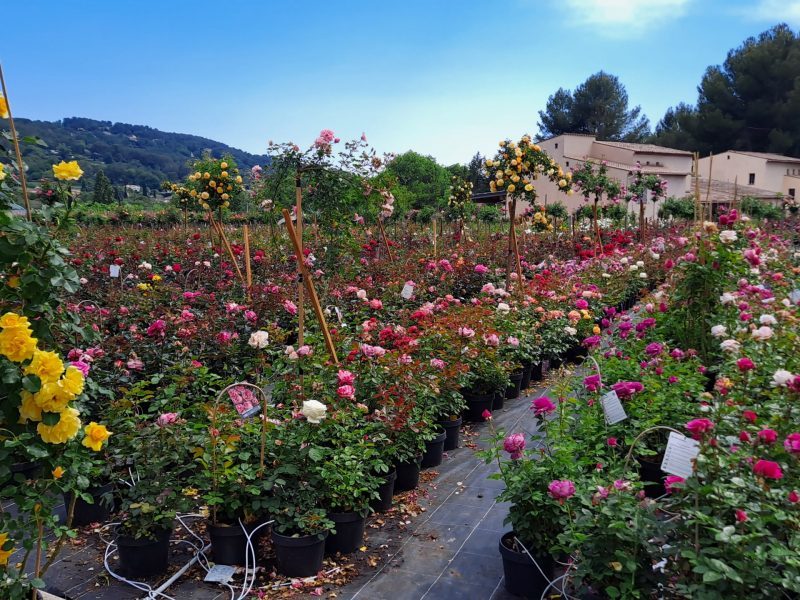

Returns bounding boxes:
[14,117,270,189]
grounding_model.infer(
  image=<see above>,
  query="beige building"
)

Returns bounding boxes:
[698,151,799,202]
[531,134,693,219]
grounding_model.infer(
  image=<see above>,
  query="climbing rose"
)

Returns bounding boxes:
[503,433,526,459]
[753,459,783,480]
[547,480,575,503]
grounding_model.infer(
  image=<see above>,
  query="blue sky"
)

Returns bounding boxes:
[3,1,798,164]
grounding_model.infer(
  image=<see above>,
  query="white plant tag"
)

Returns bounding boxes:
[400,283,414,299]
[600,390,627,424]
[790,289,800,305]
[204,564,236,582]
[661,432,699,479]
[109,265,121,278]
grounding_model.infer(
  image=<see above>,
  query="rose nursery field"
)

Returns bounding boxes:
[1,127,800,600]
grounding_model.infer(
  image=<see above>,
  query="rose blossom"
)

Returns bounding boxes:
[784,433,800,453]
[337,370,356,385]
[503,433,526,459]
[757,429,778,444]
[665,475,685,494]
[430,358,445,370]
[736,357,755,372]
[248,330,270,349]
[156,412,179,427]
[772,369,795,387]
[751,326,773,341]
[547,479,576,503]
[301,400,327,424]
[531,396,557,415]
[685,418,715,438]
[710,325,727,338]
[337,384,356,400]
[753,459,783,479]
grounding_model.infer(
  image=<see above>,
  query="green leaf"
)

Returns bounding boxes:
[22,374,42,393]
[41,411,61,426]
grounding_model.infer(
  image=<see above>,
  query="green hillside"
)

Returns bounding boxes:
[14,117,270,190]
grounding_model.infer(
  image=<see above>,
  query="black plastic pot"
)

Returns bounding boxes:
[271,530,328,577]
[520,361,533,390]
[421,430,447,469]
[325,512,366,555]
[116,527,172,578]
[393,455,422,494]
[370,470,397,512]
[505,371,524,400]
[493,390,505,411]
[499,531,554,599]
[639,456,666,498]
[2,460,42,489]
[208,520,269,566]
[63,482,115,527]
[438,416,462,451]
[462,389,494,422]
[531,362,544,382]
[549,356,563,370]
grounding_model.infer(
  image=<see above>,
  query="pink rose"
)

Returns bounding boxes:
[156,412,179,427]
[337,370,356,385]
[753,459,783,480]
[531,396,556,415]
[547,480,576,503]
[665,475,685,494]
[783,433,800,453]
[757,429,778,444]
[70,361,90,377]
[337,385,356,400]
[503,433,525,459]
[685,418,715,439]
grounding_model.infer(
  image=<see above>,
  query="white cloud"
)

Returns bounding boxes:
[745,0,800,27]
[561,0,691,34]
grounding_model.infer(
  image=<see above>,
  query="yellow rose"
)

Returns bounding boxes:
[507,184,516,193]
[0,163,5,181]
[152,274,162,282]
[208,180,216,188]
[223,201,230,208]
[38,407,81,444]
[82,422,112,452]
[194,171,201,179]
[32,381,72,413]
[558,179,567,187]
[220,171,229,179]
[24,349,64,384]
[52,160,84,181]
[0,312,32,330]
[203,172,210,179]
[0,532,14,566]
[216,187,224,194]
[189,190,197,197]
[525,183,534,192]
[19,391,42,423]
[200,191,209,200]
[221,193,229,200]
[0,326,37,362]
[0,95,9,119]
[202,202,210,210]
[235,176,242,184]
[7,275,19,288]
[52,466,64,479]
[593,325,601,334]
[486,160,493,167]
[220,162,228,169]
[497,179,504,187]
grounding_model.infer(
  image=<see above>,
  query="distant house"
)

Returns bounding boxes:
[521,134,694,220]
[698,150,799,203]
[125,184,142,194]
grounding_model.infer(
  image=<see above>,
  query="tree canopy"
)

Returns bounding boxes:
[652,24,800,157]
[537,71,650,142]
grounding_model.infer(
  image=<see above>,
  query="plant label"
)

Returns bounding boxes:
[400,283,414,299]
[204,564,236,582]
[600,390,627,424]
[228,386,262,419]
[661,432,699,479]
[109,265,121,278]
[790,289,800,305]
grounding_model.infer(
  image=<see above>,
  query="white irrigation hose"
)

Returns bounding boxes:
[237,518,274,600]
[513,536,581,600]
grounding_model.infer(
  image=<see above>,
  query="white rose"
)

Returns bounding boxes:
[356,289,368,300]
[719,230,738,244]
[720,339,740,352]
[650,252,660,260]
[751,326,773,341]
[629,264,638,271]
[710,325,727,338]
[636,261,644,267]
[772,369,795,387]
[138,261,152,270]
[248,330,270,349]
[620,257,629,264]
[720,292,736,305]
[639,272,647,279]
[602,273,611,278]
[759,314,777,325]
[301,400,327,424]
[497,303,511,314]
[564,326,577,336]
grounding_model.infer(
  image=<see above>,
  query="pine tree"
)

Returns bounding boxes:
[93,170,114,204]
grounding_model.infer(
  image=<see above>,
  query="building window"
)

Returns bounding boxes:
[727,155,730,160]
[555,143,558,149]
[748,173,755,185]
[566,161,570,167]
[790,188,796,198]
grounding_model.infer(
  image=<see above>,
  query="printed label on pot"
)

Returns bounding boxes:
[400,283,414,299]
[661,432,699,479]
[600,390,627,424]
[205,564,236,583]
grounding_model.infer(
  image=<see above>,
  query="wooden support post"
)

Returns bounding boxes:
[693,152,701,223]
[283,209,339,364]
[208,213,245,284]
[505,195,522,292]
[377,218,394,262]
[0,63,32,221]
[295,173,305,347]
[705,153,713,220]
[243,224,252,300]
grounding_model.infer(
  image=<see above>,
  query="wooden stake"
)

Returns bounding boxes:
[0,63,32,221]
[209,213,245,284]
[377,218,394,263]
[295,173,305,347]
[693,152,701,223]
[704,153,713,220]
[433,218,437,259]
[243,224,252,299]
[283,208,339,364]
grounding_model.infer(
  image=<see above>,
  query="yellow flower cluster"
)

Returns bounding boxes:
[0,94,8,119]
[185,158,244,212]
[0,532,13,566]
[52,160,84,181]
[486,135,572,201]
[1,312,110,449]
[0,313,37,362]
[0,163,6,182]
[531,207,554,232]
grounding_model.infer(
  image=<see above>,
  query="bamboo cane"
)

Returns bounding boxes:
[377,218,394,263]
[243,224,252,300]
[283,209,338,364]
[0,63,32,220]
[209,213,245,284]
[295,174,305,347]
